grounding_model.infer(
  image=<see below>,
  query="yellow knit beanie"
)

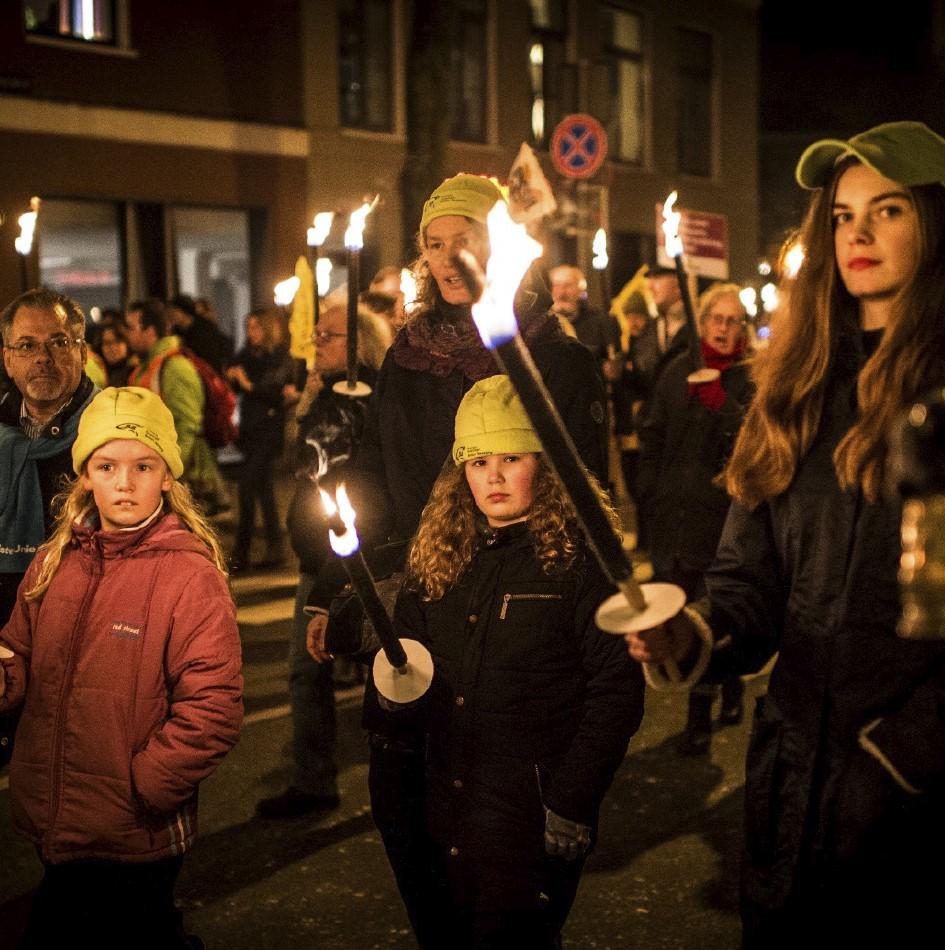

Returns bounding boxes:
[420,173,505,236]
[452,375,542,465]
[72,386,184,478]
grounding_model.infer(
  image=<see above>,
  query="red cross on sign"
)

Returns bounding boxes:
[550,114,608,180]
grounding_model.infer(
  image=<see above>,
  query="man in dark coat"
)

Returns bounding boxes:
[0,288,96,762]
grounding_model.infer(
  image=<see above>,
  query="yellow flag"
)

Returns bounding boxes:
[289,255,315,367]
[609,265,656,351]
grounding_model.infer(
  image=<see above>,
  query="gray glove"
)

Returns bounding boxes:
[543,806,591,861]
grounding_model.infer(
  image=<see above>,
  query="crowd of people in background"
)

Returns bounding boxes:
[2,119,945,948]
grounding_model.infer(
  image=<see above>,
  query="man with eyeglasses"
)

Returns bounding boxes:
[0,289,96,761]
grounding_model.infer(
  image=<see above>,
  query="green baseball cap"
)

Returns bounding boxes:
[796,121,945,190]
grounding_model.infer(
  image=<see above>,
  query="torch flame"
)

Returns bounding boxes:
[783,242,806,280]
[321,484,359,556]
[15,197,40,256]
[316,258,333,297]
[661,191,683,259]
[344,196,379,251]
[591,228,608,271]
[274,276,301,307]
[471,201,543,348]
[400,267,418,315]
[307,211,335,248]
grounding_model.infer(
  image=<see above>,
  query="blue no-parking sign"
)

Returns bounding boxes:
[550,113,609,179]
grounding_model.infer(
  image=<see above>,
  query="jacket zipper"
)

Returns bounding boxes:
[499,592,563,620]
[46,551,104,858]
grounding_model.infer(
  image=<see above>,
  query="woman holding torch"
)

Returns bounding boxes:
[626,121,945,946]
[637,282,752,755]
[388,375,643,947]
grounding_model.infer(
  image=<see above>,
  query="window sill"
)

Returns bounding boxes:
[25,34,138,58]
[340,127,405,144]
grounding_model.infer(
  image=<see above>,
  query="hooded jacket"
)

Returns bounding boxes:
[0,511,242,864]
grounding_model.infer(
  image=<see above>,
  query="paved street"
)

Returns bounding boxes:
[0,518,763,949]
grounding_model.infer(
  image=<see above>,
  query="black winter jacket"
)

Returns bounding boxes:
[698,334,945,934]
[638,351,752,583]
[392,523,643,842]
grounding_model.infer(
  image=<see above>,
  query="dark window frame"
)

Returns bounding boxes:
[338,0,394,133]
[676,26,715,178]
[601,3,645,165]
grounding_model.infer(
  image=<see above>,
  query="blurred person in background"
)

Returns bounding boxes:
[637,282,752,755]
[256,292,392,819]
[226,308,298,573]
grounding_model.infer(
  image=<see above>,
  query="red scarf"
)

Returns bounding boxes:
[687,339,745,411]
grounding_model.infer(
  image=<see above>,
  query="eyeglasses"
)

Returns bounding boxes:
[705,314,744,330]
[313,330,347,344]
[4,336,84,359]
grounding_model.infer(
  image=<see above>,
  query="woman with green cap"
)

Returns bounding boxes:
[382,375,642,947]
[625,121,945,946]
[305,172,609,941]
[0,387,242,949]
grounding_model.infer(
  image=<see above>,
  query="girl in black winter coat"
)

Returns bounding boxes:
[385,375,643,949]
[626,121,945,948]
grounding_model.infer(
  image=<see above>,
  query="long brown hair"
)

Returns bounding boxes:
[406,454,620,601]
[27,473,227,601]
[724,159,945,508]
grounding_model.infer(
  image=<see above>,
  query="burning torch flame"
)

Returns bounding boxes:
[400,267,418,316]
[274,276,300,307]
[316,258,333,297]
[15,197,40,256]
[783,242,806,280]
[739,286,758,318]
[591,228,608,271]
[661,191,683,259]
[344,197,379,251]
[760,282,779,314]
[470,201,543,348]
[307,211,335,248]
[320,485,359,556]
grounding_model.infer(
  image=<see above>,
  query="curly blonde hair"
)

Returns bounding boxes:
[26,474,227,601]
[406,454,620,601]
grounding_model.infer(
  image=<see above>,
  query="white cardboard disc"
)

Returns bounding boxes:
[373,638,434,705]
[686,367,721,385]
[332,380,373,398]
[0,645,13,659]
[595,582,687,634]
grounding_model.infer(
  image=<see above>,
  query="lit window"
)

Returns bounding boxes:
[39,199,123,314]
[677,28,714,177]
[338,0,393,132]
[528,0,566,147]
[24,0,115,44]
[602,5,644,165]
